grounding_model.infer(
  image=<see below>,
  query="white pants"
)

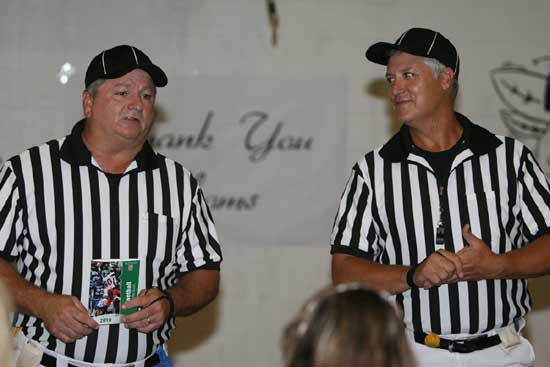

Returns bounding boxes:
[15,331,153,367]
[407,332,535,367]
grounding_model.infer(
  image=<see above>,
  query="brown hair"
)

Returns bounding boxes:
[282,283,414,367]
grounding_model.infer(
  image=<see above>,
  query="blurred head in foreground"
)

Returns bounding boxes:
[282,283,414,367]
[0,280,13,366]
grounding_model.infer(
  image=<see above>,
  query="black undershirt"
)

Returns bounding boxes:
[414,134,467,185]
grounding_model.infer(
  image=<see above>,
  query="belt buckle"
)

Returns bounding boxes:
[448,340,468,353]
[448,341,456,353]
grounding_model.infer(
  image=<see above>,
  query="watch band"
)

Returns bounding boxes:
[156,288,175,319]
[406,264,419,288]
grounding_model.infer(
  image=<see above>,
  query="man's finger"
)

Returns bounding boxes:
[73,313,99,330]
[437,250,464,278]
[446,274,458,283]
[67,300,99,329]
[421,280,432,289]
[69,298,100,329]
[62,323,85,342]
[122,296,149,311]
[122,307,151,324]
[462,224,480,247]
[80,323,96,336]
[421,252,449,276]
[71,297,89,313]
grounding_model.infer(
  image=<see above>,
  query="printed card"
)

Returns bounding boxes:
[88,259,140,325]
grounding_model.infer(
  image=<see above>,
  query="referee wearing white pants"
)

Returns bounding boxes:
[330,27,550,367]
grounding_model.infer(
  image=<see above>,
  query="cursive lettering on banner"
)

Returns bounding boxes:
[206,194,259,211]
[150,110,215,150]
[240,111,313,162]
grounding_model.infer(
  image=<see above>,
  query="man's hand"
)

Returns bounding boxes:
[413,250,464,289]
[457,224,503,281]
[38,294,99,344]
[121,288,170,333]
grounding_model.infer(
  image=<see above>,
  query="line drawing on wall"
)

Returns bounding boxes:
[491,56,550,173]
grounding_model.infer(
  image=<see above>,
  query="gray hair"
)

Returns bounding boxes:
[86,79,106,97]
[421,56,459,99]
[389,50,459,99]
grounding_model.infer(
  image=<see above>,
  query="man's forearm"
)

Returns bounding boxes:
[0,258,49,318]
[497,234,550,279]
[167,269,220,317]
[332,254,410,294]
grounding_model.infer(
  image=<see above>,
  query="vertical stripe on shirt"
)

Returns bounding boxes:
[330,134,550,336]
[0,135,222,364]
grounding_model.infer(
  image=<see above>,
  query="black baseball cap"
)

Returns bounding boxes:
[365,28,460,78]
[85,45,168,88]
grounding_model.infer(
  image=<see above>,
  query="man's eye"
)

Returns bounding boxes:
[386,77,395,84]
[143,94,154,101]
[115,91,128,96]
[404,72,415,78]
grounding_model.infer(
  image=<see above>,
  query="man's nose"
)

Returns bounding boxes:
[390,78,403,97]
[128,94,144,110]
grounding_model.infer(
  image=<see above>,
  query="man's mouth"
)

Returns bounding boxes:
[394,100,412,108]
[393,95,412,104]
[123,116,141,123]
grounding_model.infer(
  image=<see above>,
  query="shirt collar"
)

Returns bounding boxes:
[379,112,502,162]
[59,119,160,171]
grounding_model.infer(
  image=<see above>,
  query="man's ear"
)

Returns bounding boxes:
[439,67,455,92]
[82,90,93,118]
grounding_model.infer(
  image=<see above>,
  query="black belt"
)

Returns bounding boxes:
[414,332,502,353]
[40,351,160,366]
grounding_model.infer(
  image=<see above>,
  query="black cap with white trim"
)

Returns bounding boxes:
[85,45,168,88]
[366,28,460,78]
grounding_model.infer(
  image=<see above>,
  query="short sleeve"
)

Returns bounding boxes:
[0,162,24,260]
[175,180,222,275]
[330,164,382,260]
[517,147,550,241]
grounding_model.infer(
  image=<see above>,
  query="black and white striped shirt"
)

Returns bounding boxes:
[331,113,550,337]
[0,120,222,364]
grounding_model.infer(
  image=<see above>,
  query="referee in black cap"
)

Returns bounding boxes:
[330,28,550,366]
[0,45,222,366]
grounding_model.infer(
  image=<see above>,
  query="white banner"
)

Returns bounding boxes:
[150,77,347,246]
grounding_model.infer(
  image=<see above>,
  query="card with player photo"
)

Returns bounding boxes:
[88,259,140,325]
